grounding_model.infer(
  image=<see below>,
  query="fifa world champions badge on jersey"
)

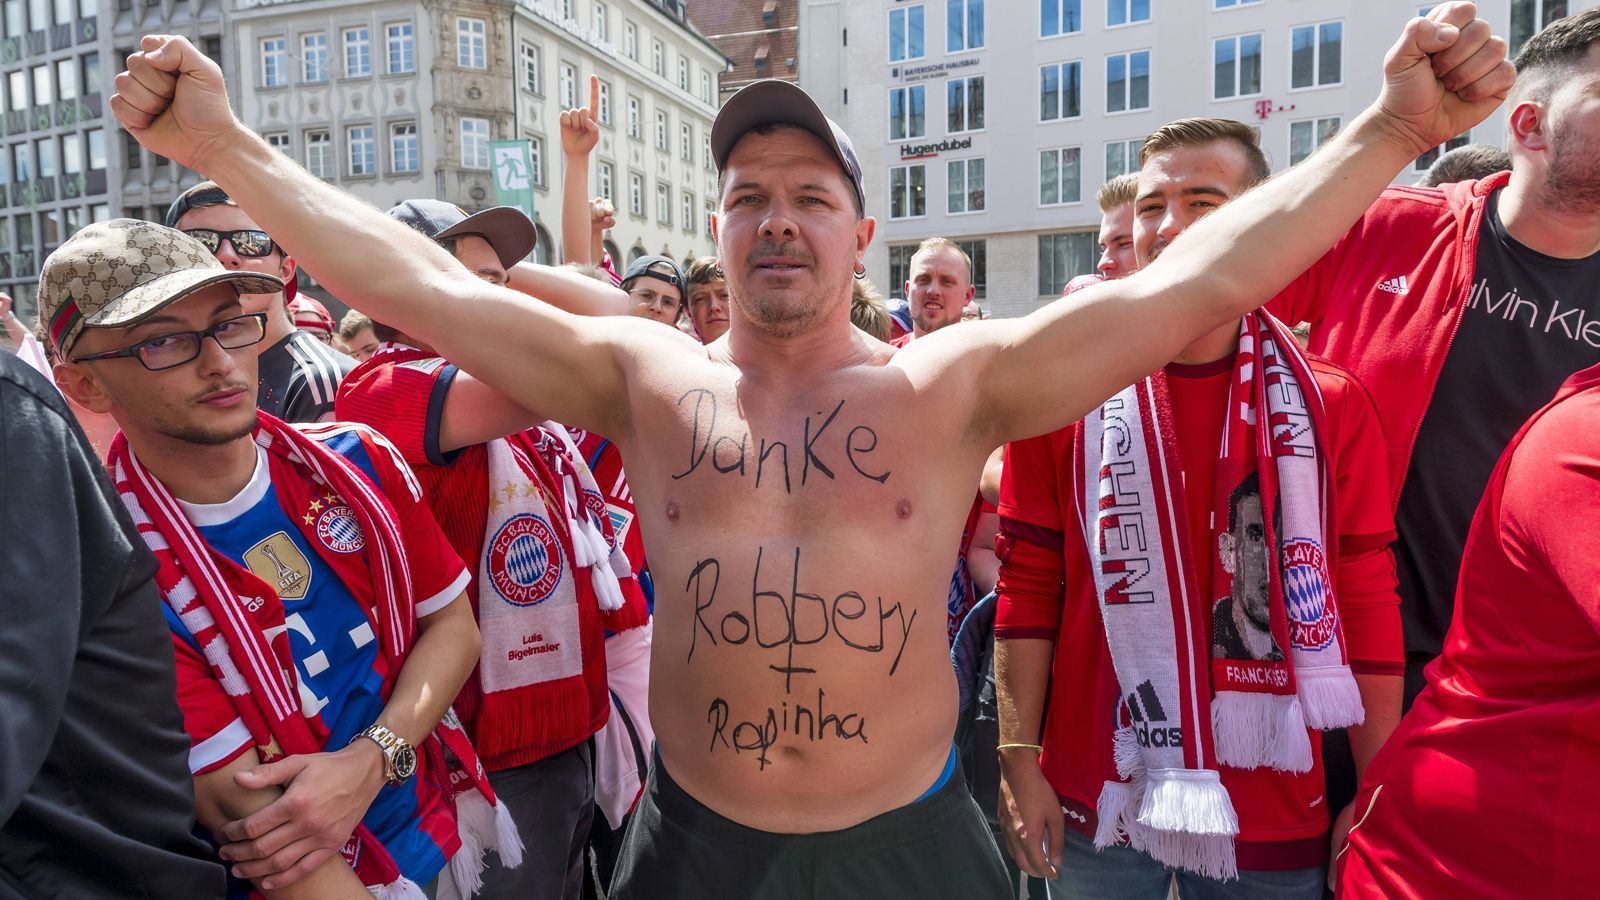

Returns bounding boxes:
[488,513,564,606]
[1282,537,1337,651]
[315,502,366,554]
[244,532,312,600]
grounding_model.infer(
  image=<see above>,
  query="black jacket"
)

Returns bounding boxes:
[0,353,224,899]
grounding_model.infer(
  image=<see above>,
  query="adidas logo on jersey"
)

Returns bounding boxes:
[1126,679,1184,749]
[1377,275,1409,295]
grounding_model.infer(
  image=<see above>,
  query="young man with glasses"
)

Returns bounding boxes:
[44,218,512,899]
[166,181,356,423]
[620,256,685,329]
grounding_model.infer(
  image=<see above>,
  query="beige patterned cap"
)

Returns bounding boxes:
[39,218,283,358]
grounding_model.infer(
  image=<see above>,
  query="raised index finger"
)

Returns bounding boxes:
[589,74,599,116]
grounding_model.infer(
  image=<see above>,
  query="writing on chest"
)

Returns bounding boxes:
[671,388,892,493]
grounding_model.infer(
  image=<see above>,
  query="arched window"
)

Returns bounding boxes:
[532,224,553,265]
[603,239,621,267]
[628,243,647,264]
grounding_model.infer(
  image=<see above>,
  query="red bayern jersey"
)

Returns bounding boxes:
[996,354,1402,869]
[1338,365,1600,898]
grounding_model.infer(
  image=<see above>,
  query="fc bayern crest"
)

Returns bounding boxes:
[488,514,564,606]
[316,505,366,553]
[1282,537,1337,650]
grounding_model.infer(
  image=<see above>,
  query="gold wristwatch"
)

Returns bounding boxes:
[351,724,417,786]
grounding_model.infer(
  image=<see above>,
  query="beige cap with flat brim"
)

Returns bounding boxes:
[39,218,283,358]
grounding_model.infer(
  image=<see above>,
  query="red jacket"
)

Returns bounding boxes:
[1268,172,1503,508]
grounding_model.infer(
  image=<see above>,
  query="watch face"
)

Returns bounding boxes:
[393,745,418,781]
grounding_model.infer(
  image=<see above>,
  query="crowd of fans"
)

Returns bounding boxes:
[2,5,1596,900]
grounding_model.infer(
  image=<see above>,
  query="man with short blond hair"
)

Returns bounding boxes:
[896,236,974,346]
[683,257,730,343]
[1095,173,1140,281]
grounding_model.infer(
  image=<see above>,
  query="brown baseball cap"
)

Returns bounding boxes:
[39,219,283,357]
[710,79,866,215]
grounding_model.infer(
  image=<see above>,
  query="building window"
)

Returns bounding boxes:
[302,33,328,83]
[598,160,614,201]
[1108,0,1149,27]
[1039,61,1081,121]
[1040,0,1082,37]
[888,5,925,62]
[889,164,926,219]
[6,70,22,111]
[624,21,637,60]
[559,62,577,108]
[3,0,20,38]
[25,0,39,31]
[261,38,287,87]
[560,0,572,17]
[1414,132,1471,172]
[592,1,608,41]
[265,131,291,155]
[11,142,30,183]
[460,116,489,168]
[347,125,374,175]
[1104,137,1143,179]
[61,132,81,176]
[1216,0,1261,6]
[652,39,664,76]
[655,109,668,150]
[680,123,692,161]
[457,17,486,69]
[889,85,926,140]
[522,43,542,94]
[54,58,75,100]
[305,129,332,178]
[627,96,641,139]
[681,190,694,233]
[1038,231,1096,296]
[947,0,983,52]
[80,51,99,96]
[86,128,105,170]
[656,181,671,225]
[946,75,984,133]
[1106,50,1150,113]
[947,157,984,213]
[1511,0,1567,55]
[677,56,688,91]
[704,199,715,238]
[629,172,644,216]
[1291,21,1342,89]
[1039,146,1081,206]
[956,238,987,298]
[701,71,712,103]
[597,80,611,125]
[35,136,54,179]
[344,27,371,78]
[28,63,46,106]
[386,22,415,74]
[528,135,544,185]
[1288,116,1339,166]
[1214,33,1262,99]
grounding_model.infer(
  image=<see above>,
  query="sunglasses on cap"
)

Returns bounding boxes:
[184,228,278,258]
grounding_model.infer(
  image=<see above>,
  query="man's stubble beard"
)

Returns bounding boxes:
[1542,117,1600,217]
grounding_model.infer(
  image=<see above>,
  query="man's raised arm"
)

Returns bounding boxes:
[110,35,652,437]
[958,4,1511,446]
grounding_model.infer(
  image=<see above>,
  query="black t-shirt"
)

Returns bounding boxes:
[257,328,357,423]
[0,352,224,899]
[1396,188,1600,659]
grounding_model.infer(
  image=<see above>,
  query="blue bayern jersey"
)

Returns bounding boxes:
[170,437,448,892]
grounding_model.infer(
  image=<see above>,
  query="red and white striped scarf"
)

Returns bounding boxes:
[1075,312,1361,879]
[111,414,517,898]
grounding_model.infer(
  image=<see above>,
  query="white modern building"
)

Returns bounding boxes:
[229,0,725,279]
[840,0,1579,319]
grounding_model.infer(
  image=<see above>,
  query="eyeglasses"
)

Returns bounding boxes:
[183,228,277,258]
[71,313,268,371]
[629,286,680,310]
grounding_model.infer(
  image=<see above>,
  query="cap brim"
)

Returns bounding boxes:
[437,206,537,269]
[711,80,863,213]
[84,268,284,331]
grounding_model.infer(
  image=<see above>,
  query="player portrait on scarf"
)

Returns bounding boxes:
[42,219,519,900]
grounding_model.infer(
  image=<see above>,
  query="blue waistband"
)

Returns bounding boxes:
[913,743,959,805]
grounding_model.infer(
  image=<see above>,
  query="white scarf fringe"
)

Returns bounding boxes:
[1210,693,1315,773]
[439,791,525,899]
[1296,664,1366,730]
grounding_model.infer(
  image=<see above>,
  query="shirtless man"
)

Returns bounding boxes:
[110,9,1510,895]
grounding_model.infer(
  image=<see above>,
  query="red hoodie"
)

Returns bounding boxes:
[1266,172,1504,508]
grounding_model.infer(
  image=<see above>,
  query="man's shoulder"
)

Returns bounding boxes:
[295,421,419,495]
